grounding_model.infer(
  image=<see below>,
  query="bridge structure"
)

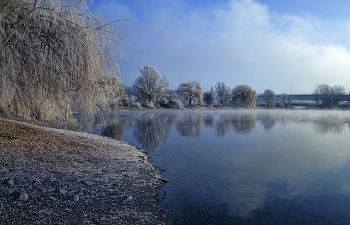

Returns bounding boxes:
[256,94,350,102]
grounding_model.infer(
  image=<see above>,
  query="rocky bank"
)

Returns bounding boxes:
[0,119,166,224]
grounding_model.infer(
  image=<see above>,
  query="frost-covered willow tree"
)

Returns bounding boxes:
[232,85,256,108]
[0,0,131,120]
[133,66,170,106]
[176,81,203,106]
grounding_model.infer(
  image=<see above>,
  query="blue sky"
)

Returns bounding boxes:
[93,0,350,94]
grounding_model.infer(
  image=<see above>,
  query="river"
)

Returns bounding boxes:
[77,109,350,224]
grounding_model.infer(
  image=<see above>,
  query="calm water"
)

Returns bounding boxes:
[78,109,350,224]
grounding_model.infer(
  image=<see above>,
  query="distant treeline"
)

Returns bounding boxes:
[124,69,349,109]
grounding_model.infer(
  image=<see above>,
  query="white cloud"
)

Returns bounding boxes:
[98,0,350,93]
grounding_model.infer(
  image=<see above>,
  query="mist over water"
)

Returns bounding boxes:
[78,109,350,224]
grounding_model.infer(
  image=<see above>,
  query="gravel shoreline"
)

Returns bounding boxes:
[0,119,166,224]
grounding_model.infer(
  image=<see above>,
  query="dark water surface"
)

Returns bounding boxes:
[78,109,350,224]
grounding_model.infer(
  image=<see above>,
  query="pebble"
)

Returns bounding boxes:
[69,194,79,202]
[49,176,57,182]
[3,178,14,186]
[83,180,92,186]
[74,171,82,175]
[127,195,134,201]
[36,186,47,193]
[9,190,28,201]
[49,196,58,201]
[51,180,61,187]
[18,192,29,201]
[33,179,41,186]
[0,167,9,172]
[75,187,87,196]
[57,188,68,194]
[158,177,170,183]
[75,190,84,196]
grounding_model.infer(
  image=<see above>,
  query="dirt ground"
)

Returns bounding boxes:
[0,119,166,224]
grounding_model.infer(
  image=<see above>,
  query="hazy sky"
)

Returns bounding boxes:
[94,0,350,94]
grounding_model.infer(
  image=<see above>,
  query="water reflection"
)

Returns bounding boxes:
[215,115,231,137]
[132,113,171,153]
[79,109,350,224]
[101,122,124,140]
[259,113,276,131]
[313,116,346,134]
[203,114,214,128]
[232,114,256,134]
[214,114,256,137]
[176,114,203,138]
[80,110,350,152]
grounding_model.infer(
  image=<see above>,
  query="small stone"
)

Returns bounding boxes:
[51,180,61,187]
[74,171,82,175]
[3,178,14,186]
[114,183,121,189]
[75,190,84,196]
[16,177,26,182]
[158,177,170,183]
[70,161,79,166]
[33,179,41,186]
[18,192,28,201]
[83,180,92,186]
[49,176,57,182]
[0,167,9,172]
[69,194,79,202]
[48,196,58,201]
[159,167,167,172]
[36,186,47,193]
[57,188,68,195]
[75,187,87,196]
[9,190,28,201]
[127,195,133,201]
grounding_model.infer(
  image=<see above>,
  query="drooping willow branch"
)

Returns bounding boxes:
[0,0,134,120]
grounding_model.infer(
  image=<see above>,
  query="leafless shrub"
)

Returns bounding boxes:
[168,99,184,109]
[0,0,131,120]
[121,95,141,108]
[143,102,156,109]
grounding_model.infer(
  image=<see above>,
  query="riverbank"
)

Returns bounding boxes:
[0,119,166,224]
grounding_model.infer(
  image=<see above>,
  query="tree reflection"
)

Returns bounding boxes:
[176,114,203,138]
[259,114,276,131]
[313,119,345,134]
[215,114,256,137]
[132,113,171,153]
[101,121,125,140]
[232,114,256,134]
[203,114,214,128]
[215,115,232,137]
